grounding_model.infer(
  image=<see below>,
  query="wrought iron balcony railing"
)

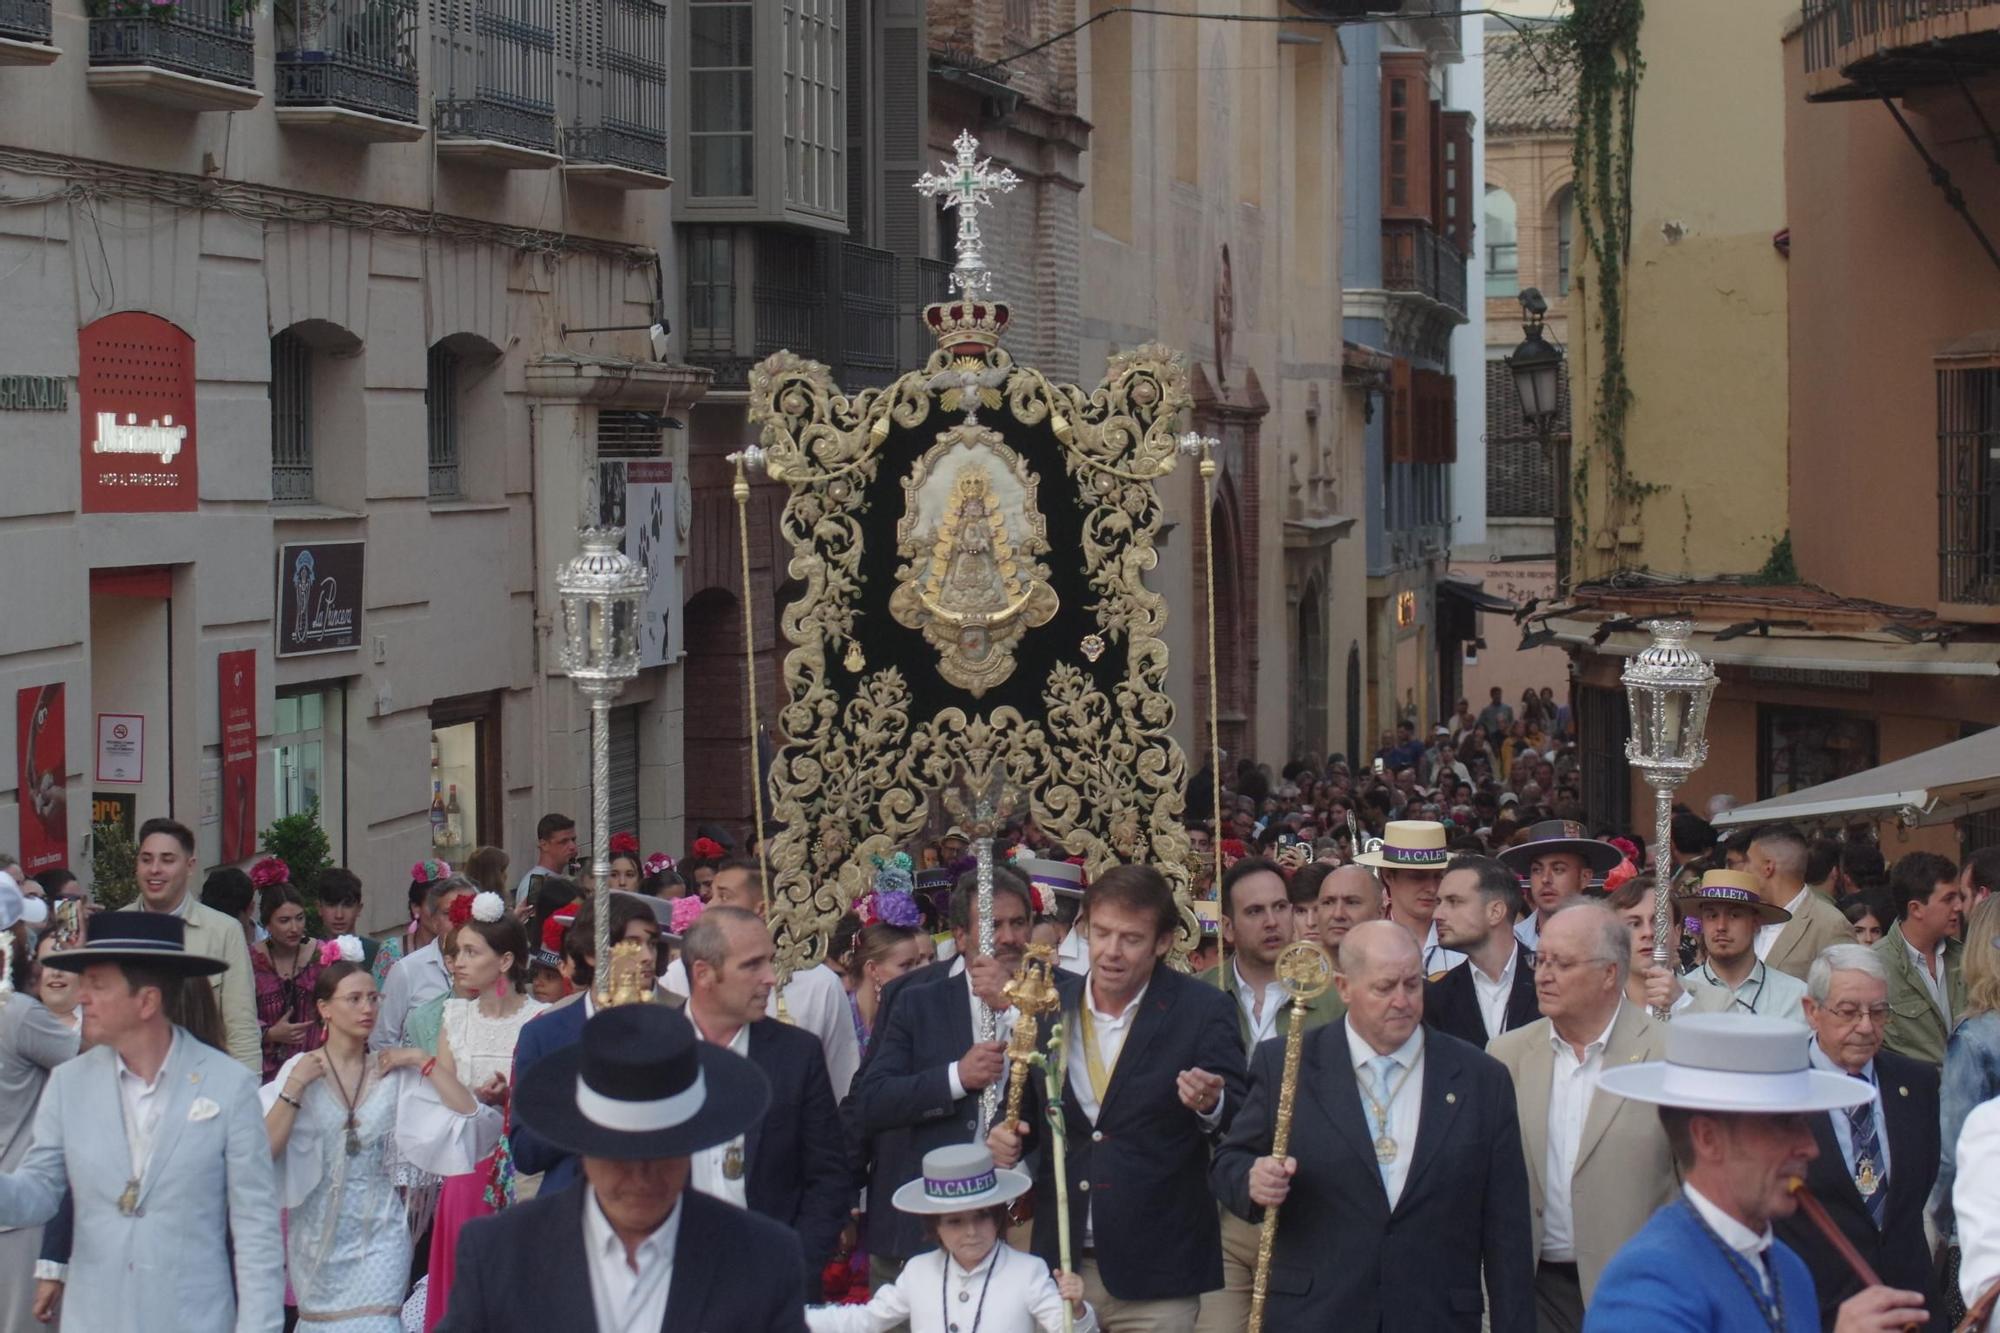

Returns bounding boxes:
[275,0,419,122]
[559,0,667,179]
[0,0,51,44]
[88,0,256,88]
[1382,218,1468,320]
[1802,0,2000,97]
[433,0,557,152]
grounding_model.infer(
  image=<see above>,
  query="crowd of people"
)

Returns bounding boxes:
[0,735,1995,1331]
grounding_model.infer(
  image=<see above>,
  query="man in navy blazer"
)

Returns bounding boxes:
[991,864,1248,1326]
[851,865,1036,1276]
[1212,921,1535,1332]
[442,1003,805,1332]
[1424,856,1539,1048]
[680,906,850,1297]
[509,893,682,1195]
[1775,944,1942,1327]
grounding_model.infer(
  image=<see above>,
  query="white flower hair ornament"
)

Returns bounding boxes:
[470,891,507,924]
[318,935,367,967]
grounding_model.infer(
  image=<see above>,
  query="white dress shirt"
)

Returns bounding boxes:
[689,1022,752,1207]
[664,954,861,1099]
[1541,1010,1618,1262]
[1515,913,1542,953]
[1058,926,1090,977]
[583,1189,680,1333]
[1684,1183,1777,1297]
[1421,922,1467,976]
[804,1243,1100,1333]
[1235,962,1286,1048]
[114,1031,179,1180]
[945,957,1020,1102]
[1807,1043,1891,1181]
[1754,888,1812,962]
[1954,1099,2000,1318]
[372,939,452,1051]
[1905,937,1954,1025]
[1346,1021,1425,1210]
[1470,945,1521,1041]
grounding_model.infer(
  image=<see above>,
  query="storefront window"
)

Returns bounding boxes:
[430,722,480,865]
[1758,705,1877,799]
[273,685,345,859]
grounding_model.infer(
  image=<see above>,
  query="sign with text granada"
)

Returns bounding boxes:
[78,312,199,513]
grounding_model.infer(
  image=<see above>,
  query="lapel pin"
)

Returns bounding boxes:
[1898,1086,1908,1097]
[1445,1092,1456,1104]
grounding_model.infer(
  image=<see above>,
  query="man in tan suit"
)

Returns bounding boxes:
[1748,823,1852,983]
[1488,901,1676,1331]
[123,817,260,1071]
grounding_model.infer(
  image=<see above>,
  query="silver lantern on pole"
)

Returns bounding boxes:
[557,477,650,1002]
[1620,618,1718,1017]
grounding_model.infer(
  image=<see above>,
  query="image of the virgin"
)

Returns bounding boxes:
[291,551,315,641]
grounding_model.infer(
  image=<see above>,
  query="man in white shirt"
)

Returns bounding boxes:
[1497,819,1622,955]
[1487,902,1673,1324]
[1425,855,1536,1048]
[513,812,577,907]
[1679,873,1807,1023]
[121,817,261,1072]
[373,876,474,1051]
[1354,820,1466,975]
[437,1003,807,1331]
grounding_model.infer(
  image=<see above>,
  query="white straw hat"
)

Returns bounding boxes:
[1596,1014,1873,1114]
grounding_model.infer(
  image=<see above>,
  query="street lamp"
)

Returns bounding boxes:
[1620,618,1718,1016]
[1507,288,1569,591]
[556,479,649,1001]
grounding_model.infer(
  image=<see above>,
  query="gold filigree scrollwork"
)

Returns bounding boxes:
[749,339,1199,979]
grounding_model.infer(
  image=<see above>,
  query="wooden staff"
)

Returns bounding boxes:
[1248,941,1334,1333]
[1038,1016,1076,1333]
[1786,1179,1921,1333]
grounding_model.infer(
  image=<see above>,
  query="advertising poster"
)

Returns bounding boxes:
[78,312,199,513]
[276,542,364,657]
[15,684,67,873]
[623,460,682,667]
[219,650,257,863]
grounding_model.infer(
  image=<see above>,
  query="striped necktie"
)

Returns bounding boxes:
[1846,1096,1889,1228]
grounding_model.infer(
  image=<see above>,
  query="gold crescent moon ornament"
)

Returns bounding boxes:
[1275,940,1334,1002]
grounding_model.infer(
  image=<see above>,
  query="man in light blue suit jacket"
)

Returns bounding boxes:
[0,912,282,1332]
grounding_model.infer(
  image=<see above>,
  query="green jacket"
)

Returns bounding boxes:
[1195,958,1345,1057]
[1873,920,1966,1066]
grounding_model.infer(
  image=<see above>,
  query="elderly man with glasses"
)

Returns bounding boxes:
[1771,943,1941,1327]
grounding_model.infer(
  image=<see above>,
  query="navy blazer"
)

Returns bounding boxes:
[1774,1048,1941,1329]
[507,998,594,1194]
[438,1183,806,1332]
[742,1017,853,1292]
[849,962,988,1261]
[1212,1020,1535,1332]
[1015,965,1247,1302]
[1423,950,1539,1050]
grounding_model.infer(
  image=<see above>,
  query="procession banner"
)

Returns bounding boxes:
[219,650,256,863]
[623,460,682,668]
[16,683,67,873]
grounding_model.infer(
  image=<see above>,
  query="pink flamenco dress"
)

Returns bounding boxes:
[417,994,544,1331]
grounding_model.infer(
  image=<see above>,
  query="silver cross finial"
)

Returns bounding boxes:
[916,130,1020,299]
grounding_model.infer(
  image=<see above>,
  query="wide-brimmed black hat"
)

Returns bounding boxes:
[513,1003,769,1161]
[43,910,229,977]
[1497,819,1623,878]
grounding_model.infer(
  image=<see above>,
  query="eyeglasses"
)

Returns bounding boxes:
[1823,1003,1890,1025]
[1532,954,1611,973]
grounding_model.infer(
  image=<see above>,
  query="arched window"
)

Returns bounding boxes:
[1556,187,1575,295]
[1483,184,1518,300]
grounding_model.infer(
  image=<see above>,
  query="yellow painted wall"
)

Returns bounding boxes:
[1571,0,1794,582]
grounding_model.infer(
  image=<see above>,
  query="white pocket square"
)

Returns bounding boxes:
[188,1097,221,1122]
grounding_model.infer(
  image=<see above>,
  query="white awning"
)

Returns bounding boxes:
[1539,615,2000,677]
[1713,726,2000,828]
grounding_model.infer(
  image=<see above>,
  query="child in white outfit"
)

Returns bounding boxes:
[807,1144,1096,1333]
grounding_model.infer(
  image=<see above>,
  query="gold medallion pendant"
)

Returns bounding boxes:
[1854,1155,1879,1197]
[1374,1136,1398,1165]
[722,1144,745,1181]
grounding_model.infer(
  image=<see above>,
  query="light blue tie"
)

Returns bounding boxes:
[1369,1054,1399,1183]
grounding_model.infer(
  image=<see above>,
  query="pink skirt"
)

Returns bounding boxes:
[421,1169,495,1330]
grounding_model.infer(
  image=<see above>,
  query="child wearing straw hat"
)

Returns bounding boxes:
[806,1144,1096,1332]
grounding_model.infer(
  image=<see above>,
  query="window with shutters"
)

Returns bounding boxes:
[428,0,557,153]
[1484,358,1562,518]
[270,331,314,503]
[560,0,669,183]
[1576,684,1630,833]
[675,0,844,228]
[1484,184,1518,299]
[609,705,641,837]
[426,343,461,500]
[685,225,739,358]
[1556,187,1574,296]
[1938,355,2000,604]
[1442,111,1474,256]
[1379,53,1431,222]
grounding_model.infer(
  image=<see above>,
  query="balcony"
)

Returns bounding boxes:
[560,0,669,189]
[1802,0,2000,101]
[0,0,57,65]
[274,0,423,141]
[684,228,949,391]
[87,0,260,110]
[1382,218,1468,322]
[431,0,559,168]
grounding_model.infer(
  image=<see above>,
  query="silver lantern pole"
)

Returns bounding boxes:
[1619,619,1718,1019]
[557,474,650,1003]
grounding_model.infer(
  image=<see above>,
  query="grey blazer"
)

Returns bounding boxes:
[0,1028,283,1332]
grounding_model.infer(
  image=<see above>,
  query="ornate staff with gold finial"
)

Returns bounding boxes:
[1001,943,1061,1128]
[1248,940,1335,1333]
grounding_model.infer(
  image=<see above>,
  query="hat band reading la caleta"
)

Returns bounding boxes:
[575,1068,707,1133]
[1379,844,1446,866]
[1692,886,1757,906]
[924,1166,998,1201]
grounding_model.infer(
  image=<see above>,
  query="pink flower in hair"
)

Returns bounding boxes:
[669,896,706,935]
[250,857,291,889]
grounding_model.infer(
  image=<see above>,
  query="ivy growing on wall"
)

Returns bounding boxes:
[1522,0,1650,565]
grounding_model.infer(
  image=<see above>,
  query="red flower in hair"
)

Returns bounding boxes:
[691,837,725,861]
[447,894,476,927]
[541,912,575,952]
[609,832,640,858]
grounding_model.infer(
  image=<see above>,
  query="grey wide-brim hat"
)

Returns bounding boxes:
[891,1144,1032,1216]
[1596,1014,1873,1114]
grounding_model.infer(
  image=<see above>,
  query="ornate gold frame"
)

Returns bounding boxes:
[748,339,1198,980]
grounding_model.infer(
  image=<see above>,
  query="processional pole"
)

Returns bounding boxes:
[1177,431,1226,989]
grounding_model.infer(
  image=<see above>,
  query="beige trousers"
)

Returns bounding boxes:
[1193,1206,1260,1333]
[1081,1257,1201,1333]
